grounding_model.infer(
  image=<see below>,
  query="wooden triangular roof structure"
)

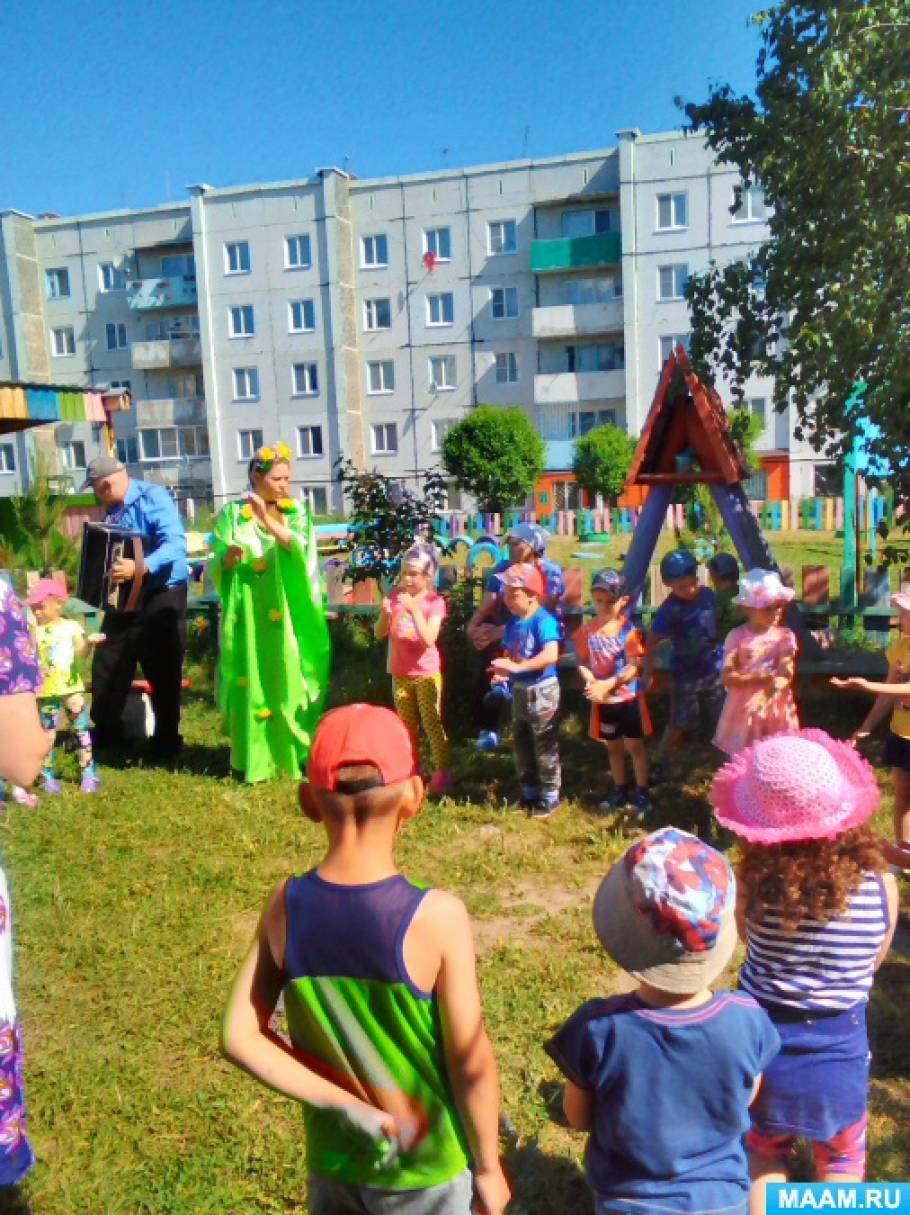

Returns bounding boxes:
[625,345,750,487]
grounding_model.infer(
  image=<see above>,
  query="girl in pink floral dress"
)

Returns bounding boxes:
[714,569,799,756]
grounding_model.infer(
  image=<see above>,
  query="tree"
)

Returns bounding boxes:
[442,406,545,513]
[0,456,79,590]
[681,2,910,505]
[572,423,636,506]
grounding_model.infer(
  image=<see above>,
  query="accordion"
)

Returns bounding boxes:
[77,523,146,613]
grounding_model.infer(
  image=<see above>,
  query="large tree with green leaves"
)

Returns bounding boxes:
[442,406,545,512]
[681,2,910,504]
[572,423,636,506]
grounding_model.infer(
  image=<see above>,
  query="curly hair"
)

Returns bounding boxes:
[738,825,885,935]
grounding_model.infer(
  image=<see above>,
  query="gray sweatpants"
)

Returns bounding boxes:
[511,675,561,801]
[308,1168,473,1214]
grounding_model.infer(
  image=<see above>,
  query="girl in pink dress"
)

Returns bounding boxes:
[714,569,799,756]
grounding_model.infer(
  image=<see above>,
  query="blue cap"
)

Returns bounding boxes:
[707,552,740,580]
[592,568,628,596]
[660,549,698,582]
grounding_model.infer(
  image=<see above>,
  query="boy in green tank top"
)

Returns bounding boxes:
[222,703,511,1214]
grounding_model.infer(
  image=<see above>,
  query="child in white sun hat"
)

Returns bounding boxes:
[711,729,898,1203]
[713,568,799,756]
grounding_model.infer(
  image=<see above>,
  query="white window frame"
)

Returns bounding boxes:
[288,299,316,333]
[361,234,389,268]
[426,292,454,327]
[363,298,392,331]
[657,264,689,301]
[0,443,16,473]
[487,219,517,255]
[732,184,767,223]
[51,326,76,357]
[98,262,125,292]
[428,355,456,391]
[301,485,328,516]
[490,286,519,320]
[370,422,398,455]
[46,268,70,299]
[659,334,691,364]
[105,322,128,351]
[285,234,312,269]
[232,367,260,401]
[367,360,395,394]
[140,427,180,461]
[291,362,319,396]
[423,227,451,262]
[431,418,456,453]
[297,424,324,458]
[228,305,255,338]
[224,241,251,275]
[749,396,768,427]
[238,429,264,460]
[61,440,87,470]
[178,425,210,459]
[561,208,612,237]
[656,192,688,231]
[495,352,519,383]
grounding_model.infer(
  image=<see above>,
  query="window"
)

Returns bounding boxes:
[564,276,621,305]
[569,409,618,437]
[161,254,195,278]
[229,305,255,337]
[224,241,251,274]
[301,485,329,516]
[0,444,14,473]
[491,286,518,319]
[657,264,689,300]
[429,355,456,390]
[364,298,392,331]
[370,422,398,455]
[61,441,86,470]
[742,468,769,498]
[567,342,624,372]
[116,436,139,464]
[140,427,179,460]
[288,299,316,332]
[292,362,319,395]
[285,234,312,269]
[732,184,767,222]
[361,234,389,268]
[488,219,517,255]
[431,419,456,452]
[110,379,132,392]
[179,426,210,457]
[98,263,125,292]
[233,367,260,400]
[659,334,691,364]
[423,227,451,261]
[51,326,76,356]
[426,293,454,326]
[656,192,688,230]
[749,397,768,426]
[561,208,611,237]
[495,352,518,383]
[367,360,395,393]
[297,425,324,457]
[46,268,70,299]
[238,429,264,459]
[105,322,128,351]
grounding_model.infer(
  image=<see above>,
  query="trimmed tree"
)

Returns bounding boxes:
[442,406,545,513]
[572,423,636,507]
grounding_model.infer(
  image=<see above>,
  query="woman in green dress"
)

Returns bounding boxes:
[210,442,331,782]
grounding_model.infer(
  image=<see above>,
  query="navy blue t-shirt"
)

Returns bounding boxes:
[502,606,561,684]
[546,991,780,1213]
[651,586,722,681]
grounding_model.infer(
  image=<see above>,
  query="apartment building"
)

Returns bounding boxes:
[0,128,817,508]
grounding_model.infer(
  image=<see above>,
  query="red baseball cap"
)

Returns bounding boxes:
[500,562,546,598]
[307,704,418,790]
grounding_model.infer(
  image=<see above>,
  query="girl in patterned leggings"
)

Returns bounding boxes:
[375,545,452,796]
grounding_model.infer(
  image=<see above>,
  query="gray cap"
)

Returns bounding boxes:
[81,454,126,489]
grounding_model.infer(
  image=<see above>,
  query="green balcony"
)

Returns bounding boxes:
[530,232,622,273]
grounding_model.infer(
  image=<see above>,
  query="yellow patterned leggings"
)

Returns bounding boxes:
[392,674,450,772]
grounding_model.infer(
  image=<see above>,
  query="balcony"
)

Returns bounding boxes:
[530,232,621,274]
[534,369,625,405]
[127,275,198,310]
[531,300,623,339]
[131,337,202,370]
[136,397,207,427]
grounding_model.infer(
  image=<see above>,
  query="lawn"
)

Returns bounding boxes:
[4,607,910,1212]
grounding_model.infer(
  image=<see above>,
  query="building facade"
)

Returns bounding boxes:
[0,129,817,508]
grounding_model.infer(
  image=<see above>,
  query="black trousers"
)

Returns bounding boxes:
[91,583,187,750]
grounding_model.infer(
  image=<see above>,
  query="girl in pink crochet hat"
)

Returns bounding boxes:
[713,569,799,756]
[710,729,898,1204]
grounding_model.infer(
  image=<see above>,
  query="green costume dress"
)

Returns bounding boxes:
[210,500,331,782]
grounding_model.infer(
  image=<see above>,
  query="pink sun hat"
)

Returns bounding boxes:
[26,577,68,608]
[734,568,796,609]
[891,590,910,612]
[710,728,880,844]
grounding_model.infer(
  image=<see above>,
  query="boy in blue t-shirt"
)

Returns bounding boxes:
[489,563,562,818]
[546,827,780,1215]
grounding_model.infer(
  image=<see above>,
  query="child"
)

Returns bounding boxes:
[641,549,723,778]
[546,826,780,1214]
[708,551,742,640]
[713,569,799,756]
[832,589,910,854]
[489,563,562,818]
[222,703,510,1215]
[376,543,452,796]
[27,578,101,796]
[574,568,652,816]
[711,730,898,1205]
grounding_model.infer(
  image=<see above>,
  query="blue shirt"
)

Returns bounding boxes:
[651,586,722,681]
[502,606,560,684]
[104,479,188,588]
[547,992,780,1213]
[486,557,565,624]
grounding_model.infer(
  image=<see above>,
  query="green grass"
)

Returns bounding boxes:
[4,642,910,1211]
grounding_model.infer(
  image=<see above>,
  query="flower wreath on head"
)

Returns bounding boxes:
[243,442,297,516]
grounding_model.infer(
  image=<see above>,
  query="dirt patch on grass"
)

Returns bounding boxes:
[473,871,600,955]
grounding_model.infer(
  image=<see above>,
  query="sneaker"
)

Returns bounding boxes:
[627,787,652,818]
[428,770,454,796]
[530,796,561,819]
[42,777,63,795]
[11,788,38,808]
[475,731,501,752]
[598,787,629,814]
[80,773,101,795]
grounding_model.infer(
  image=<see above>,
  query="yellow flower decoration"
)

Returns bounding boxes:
[240,504,253,520]
[255,708,272,721]
[277,497,296,513]
[252,558,268,573]
[269,609,283,622]
[258,445,276,462]
[237,677,248,688]
[275,442,291,460]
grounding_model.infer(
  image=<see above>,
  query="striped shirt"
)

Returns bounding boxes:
[741,874,889,1012]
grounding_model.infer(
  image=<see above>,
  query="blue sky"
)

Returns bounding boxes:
[5,0,764,217]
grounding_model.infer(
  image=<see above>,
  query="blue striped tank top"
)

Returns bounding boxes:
[740,873,889,1012]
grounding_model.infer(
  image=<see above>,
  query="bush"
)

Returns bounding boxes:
[442,406,545,513]
[572,424,635,506]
